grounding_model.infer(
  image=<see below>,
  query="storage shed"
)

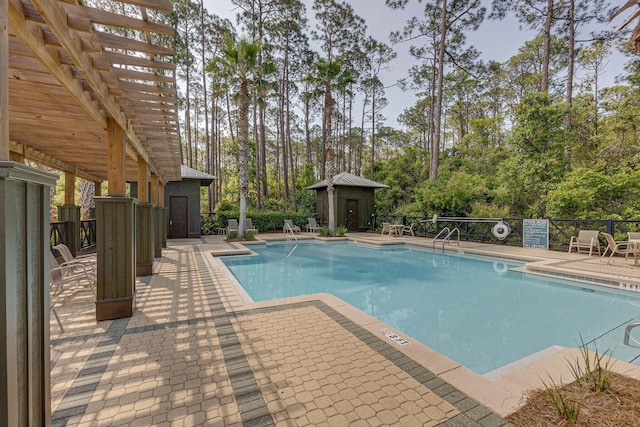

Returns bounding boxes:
[305,173,389,231]
[165,165,215,238]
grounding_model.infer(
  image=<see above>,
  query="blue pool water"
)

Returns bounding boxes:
[219,241,640,374]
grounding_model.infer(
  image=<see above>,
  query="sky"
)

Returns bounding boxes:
[204,0,631,127]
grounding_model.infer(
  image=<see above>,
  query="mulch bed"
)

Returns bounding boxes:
[507,372,640,426]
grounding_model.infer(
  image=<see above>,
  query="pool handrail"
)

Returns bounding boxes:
[442,228,460,251]
[432,227,450,251]
[624,321,640,345]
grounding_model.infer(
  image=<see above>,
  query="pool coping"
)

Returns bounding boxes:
[207,235,640,418]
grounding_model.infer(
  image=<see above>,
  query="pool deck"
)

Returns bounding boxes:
[50,232,640,426]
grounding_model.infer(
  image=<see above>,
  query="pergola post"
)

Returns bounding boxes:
[135,158,154,276]
[151,173,162,257]
[160,182,167,248]
[95,118,136,321]
[58,171,80,255]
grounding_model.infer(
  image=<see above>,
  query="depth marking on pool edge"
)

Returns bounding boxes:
[379,328,411,346]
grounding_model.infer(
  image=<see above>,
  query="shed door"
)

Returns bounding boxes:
[169,196,188,238]
[346,199,358,231]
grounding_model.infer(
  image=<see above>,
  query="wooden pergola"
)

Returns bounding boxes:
[1,0,181,424]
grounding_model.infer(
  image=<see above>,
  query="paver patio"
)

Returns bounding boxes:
[50,233,640,426]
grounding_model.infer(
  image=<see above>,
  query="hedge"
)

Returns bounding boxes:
[201,211,309,234]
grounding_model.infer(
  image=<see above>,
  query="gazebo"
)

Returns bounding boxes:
[305,173,389,231]
[2,0,181,423]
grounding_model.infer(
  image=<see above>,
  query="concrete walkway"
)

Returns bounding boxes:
[49,233,640,426]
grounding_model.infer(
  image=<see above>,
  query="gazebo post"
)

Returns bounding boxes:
[135,158,154,276]
[95,118,137,321]
[58,171,81,255]
[160,182,167,248]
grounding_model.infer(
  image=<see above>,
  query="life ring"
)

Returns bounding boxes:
[493,261,508,275]
[492,220,511,240]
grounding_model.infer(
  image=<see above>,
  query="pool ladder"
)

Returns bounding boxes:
[284,223,298,258]
[432,227,460,252]
[624,322,640,345]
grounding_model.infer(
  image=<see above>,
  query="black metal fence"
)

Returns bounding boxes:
[372,215,640,251]
[50,219,97,250]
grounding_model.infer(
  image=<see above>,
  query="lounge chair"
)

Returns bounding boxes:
[627,232,640,261]
[53,244,96,276]
[227,219,239,234]
[306,218,320,233]
[50,252,96,297]
[245,218,258,234]
[568,230,601,256]
[601,232,638,265]
[283,219,300,234]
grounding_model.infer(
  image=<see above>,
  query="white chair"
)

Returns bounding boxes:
[283,219,300,234]
[306,218,320,232]
[53,244,96,276]
[601,232,638,265]
[245,218,258,234]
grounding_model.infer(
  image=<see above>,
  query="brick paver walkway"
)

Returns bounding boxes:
[50,240,514,426]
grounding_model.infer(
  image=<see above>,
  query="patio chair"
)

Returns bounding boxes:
[53,244,96,276]
[627,232,640,260]
[381,222,391,235]
[401,224,415,236]
[50,252,96,297]
[227,219,239,234]
[283,219,300,234]
[601,232,638,265]
[306,218,320,233]
[245,218,258,234]
[568,230,601,256]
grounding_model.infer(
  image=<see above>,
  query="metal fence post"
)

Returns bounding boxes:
[606,218,614,235]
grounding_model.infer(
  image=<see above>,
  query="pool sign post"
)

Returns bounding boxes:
[523,219,549,249]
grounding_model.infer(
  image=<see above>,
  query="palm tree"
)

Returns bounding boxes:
[209,35,261,237]
[314,57,351,234]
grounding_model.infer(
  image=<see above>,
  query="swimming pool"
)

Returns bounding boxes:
[219,241,640,374]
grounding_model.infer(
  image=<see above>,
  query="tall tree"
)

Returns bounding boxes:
[210,35,263,237]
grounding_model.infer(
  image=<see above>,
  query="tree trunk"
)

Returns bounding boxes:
[238,80,249,238]
[564,0,574,171]
[431,0,447,180]
[541,0,553,92]
[370,83,376,179]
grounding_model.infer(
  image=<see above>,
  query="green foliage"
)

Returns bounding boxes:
[542,376,583,424]
[335,226,347,237]
[318,226,330,237]
[414,171,492,217]
[545,168,640,218]
[245,231,255,240]
[216,210,307,231]
[566,339,614,394]
[226,231,238,240]
[200,216,220,234]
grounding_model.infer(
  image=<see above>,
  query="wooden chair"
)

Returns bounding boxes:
[568,230,601,256]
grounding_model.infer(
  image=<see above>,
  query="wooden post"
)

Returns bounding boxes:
[136,159,154,276]
[1,162,57,427]
[150,173,159,205]
[159,183,167,248]
[96,118,136,320]
[107,118,126,196]
[137,158,148,203]
[0,0,8,162]
[58,171,80,255]
[150,174,162,257]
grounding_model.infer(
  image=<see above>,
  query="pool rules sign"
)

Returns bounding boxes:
[523,219,549,249]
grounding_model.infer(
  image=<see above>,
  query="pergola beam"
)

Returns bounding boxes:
[28,0,156,174]
[1,0,9,160]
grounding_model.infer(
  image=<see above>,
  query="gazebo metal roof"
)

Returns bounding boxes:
[305,172,389,190]
[180,165,216,186]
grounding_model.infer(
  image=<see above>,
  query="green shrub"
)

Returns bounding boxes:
[335,226,348,237]
[226,231,238,240]
[245,231,255,240]
[216,210,307,232]
[318,227,329,237]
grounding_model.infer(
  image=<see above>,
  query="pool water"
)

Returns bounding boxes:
[220,241,640,374]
